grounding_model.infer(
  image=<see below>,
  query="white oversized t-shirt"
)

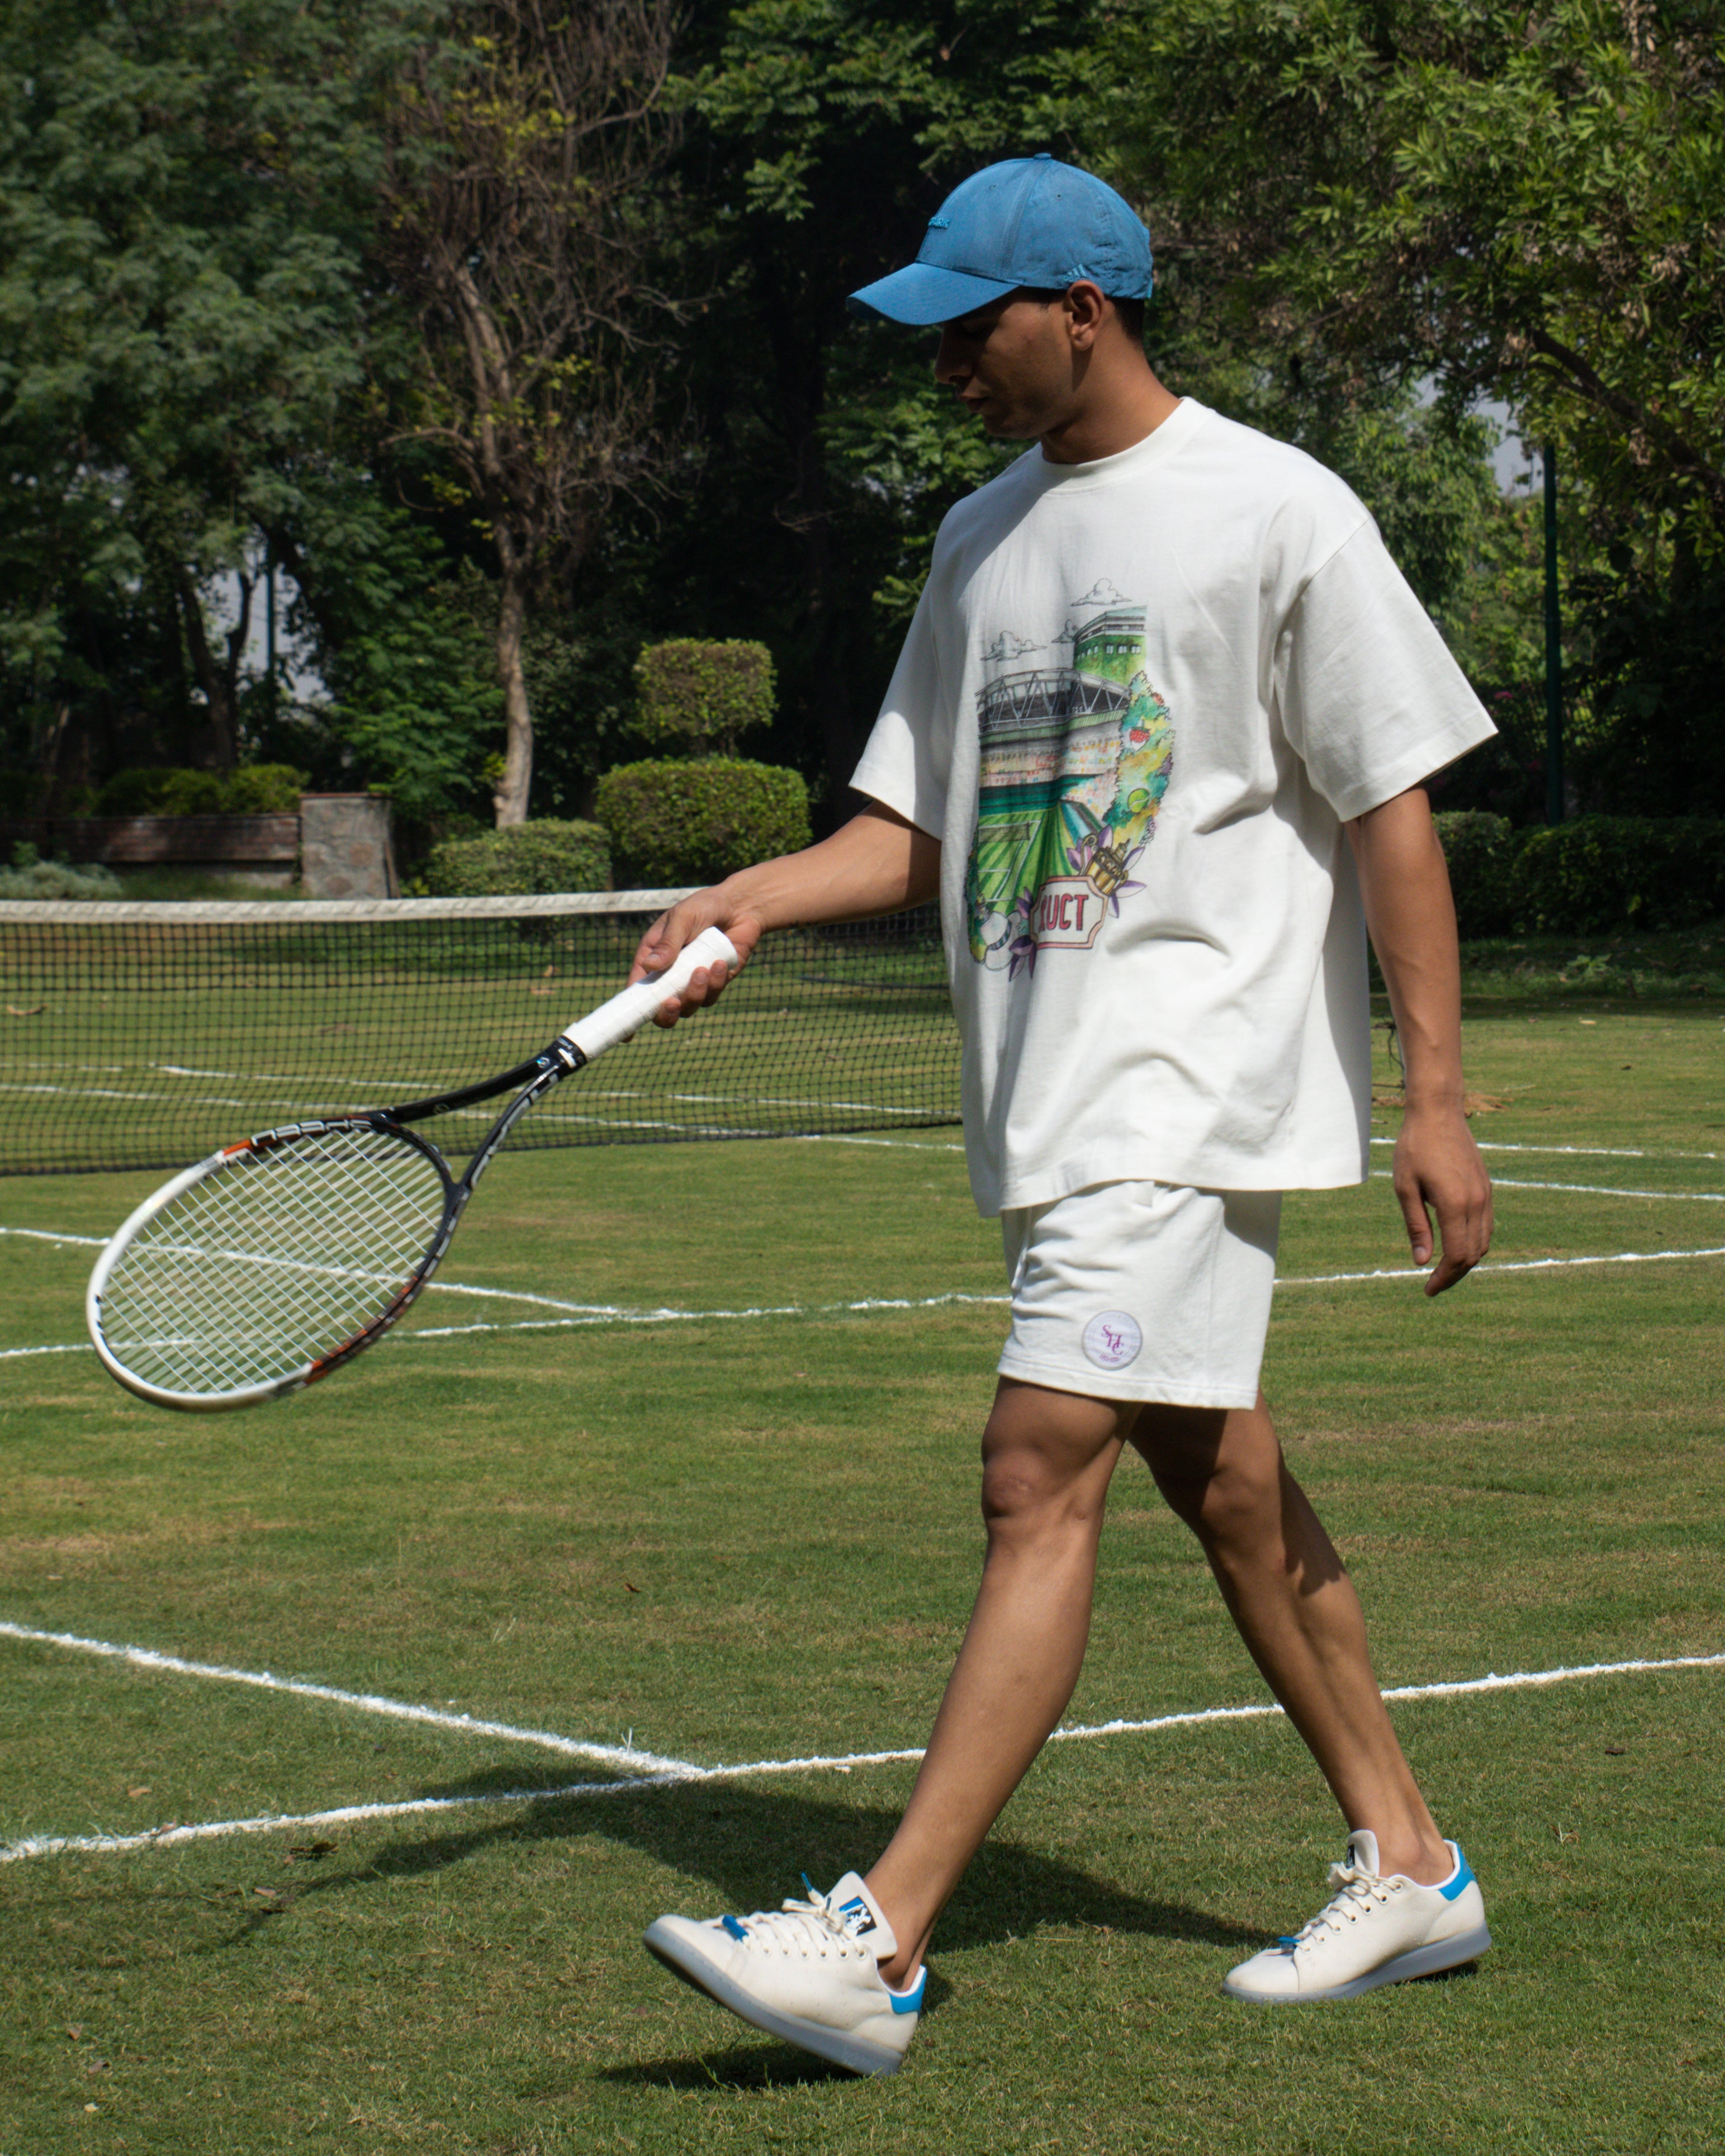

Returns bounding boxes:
[850,398,1495,1216]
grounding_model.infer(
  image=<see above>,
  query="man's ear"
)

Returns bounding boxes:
[1063,280,1107,351]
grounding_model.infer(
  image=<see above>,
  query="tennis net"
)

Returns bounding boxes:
[0,892,961,1176]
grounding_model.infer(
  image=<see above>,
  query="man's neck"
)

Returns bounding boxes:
[1038,368,1182,466]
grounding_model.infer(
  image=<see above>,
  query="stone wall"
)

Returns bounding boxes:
[297,794,398,899]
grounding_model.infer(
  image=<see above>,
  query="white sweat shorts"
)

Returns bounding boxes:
[996,1179,1282,1410]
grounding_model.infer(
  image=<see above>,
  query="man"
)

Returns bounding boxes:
[632,157,1496,2076]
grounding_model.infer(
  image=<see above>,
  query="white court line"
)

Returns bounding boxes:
[1368,1171,1725,1203]
[6,1245,1724,1365]
[0,1622,692,1775]
[3,1645,1719,1865]
[1282,1245,1725,1289]
[1374,1139,1725,1163]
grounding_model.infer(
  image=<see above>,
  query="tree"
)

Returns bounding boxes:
[1114,1,1725,539]
[0,0,444,793]
[621,0,1112,802]
[1106,1,1725,815]
[372,0,684,826]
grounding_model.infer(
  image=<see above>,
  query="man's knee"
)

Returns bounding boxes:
[1136,1402,1285,1548]
[977,1382,1129,1542]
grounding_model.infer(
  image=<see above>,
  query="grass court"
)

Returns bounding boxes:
[2,989,1723,2152]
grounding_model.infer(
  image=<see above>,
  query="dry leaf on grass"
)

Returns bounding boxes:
[1372,1088,1508,1116]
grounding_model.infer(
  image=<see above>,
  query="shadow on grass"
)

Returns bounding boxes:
[289,1771,1261,1953]
[596,2041,862,2092]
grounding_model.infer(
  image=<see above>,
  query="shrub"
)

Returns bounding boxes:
[595,758,811,887]
[633,640,775,757]
[423,818,612,897]
[94,765,307,816]
[1432,811,1514,939]
[1506,816,1725,935]
[0,843,122,899]
[219,765,307,814]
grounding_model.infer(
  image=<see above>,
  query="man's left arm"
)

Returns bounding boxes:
[1345,787,1493,1295]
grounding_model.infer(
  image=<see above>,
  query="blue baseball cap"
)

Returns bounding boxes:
[847,155,1154,326]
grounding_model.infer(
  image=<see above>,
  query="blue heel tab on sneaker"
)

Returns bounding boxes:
[1438,1849,1476,1903]
[722,1914,749,1940]
[885,1969,926,2015]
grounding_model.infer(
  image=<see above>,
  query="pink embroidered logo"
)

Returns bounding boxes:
[1082,1311,1143,1371]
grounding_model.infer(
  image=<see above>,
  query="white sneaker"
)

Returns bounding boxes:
[643,1870,926,2075]
[1224,1831,1491,2002]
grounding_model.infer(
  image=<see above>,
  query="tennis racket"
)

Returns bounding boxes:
[86,925,739,1414]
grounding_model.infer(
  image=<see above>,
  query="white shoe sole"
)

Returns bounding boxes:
[1224,1920,1493,2002]
[643,1920,907,2075]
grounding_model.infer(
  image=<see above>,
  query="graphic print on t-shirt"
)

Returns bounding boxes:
[964,580,1174,975]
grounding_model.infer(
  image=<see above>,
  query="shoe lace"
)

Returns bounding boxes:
[1288,1851,1396,1947]
[733,1878,861,1960]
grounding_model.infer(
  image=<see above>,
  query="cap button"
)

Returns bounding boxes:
[1034,151,1052,159]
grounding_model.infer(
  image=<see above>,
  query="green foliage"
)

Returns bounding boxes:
[0,770,77,815]
[822,319,1023,626]
[93,766,307,817]
[0,0,447,779]
[320,562,499,822]
[1569,557,1725,818]
[656,1,1114,793]
[633,641,776,757]
[1435,811,1725,936]
[595,758,812,887]
[1117,3,1725,544]
[1508,816,1725,937]
[1432,812,1515,941]
[0,842,121,899]
[423,818,612,898]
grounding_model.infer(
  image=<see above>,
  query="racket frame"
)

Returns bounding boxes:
[84,923,739,1413]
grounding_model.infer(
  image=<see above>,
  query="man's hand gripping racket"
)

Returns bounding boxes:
[86,927,739,1413]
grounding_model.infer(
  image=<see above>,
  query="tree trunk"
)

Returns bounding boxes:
[173,565,243,771]
[492,562,533,827]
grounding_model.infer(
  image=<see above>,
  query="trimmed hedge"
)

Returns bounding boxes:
[95,765,309,816]
[1434,812,1725,937]
[634,639,775,757]
[1430,811,1514,940]
[595,759,811,887]
[423,818,612,897]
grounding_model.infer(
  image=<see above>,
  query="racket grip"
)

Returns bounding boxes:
[560,925,742,1061]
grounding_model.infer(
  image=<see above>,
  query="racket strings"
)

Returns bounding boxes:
[97,1126,450,1396]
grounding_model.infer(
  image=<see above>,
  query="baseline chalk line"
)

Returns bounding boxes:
[7,1242,1724,1366]
[0,1622,693,1776]
[1369,1172,1725,1203]
[2,1638,1719,1865]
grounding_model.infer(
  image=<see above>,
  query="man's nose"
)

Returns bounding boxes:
[933,327,967,384]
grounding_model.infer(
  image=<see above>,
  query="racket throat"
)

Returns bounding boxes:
[383,1035,587,1129]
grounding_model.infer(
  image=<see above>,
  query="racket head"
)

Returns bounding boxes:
[86,1119,458,1412]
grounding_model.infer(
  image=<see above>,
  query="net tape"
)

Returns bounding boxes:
[1,893,959,1176]
[96,1128,448,1396]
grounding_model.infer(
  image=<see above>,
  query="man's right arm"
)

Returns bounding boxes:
[627,802,941,1022]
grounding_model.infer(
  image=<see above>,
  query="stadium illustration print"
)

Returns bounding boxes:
[965,581,1174,974]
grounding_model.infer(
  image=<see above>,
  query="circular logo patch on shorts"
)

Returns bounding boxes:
[1082,1310,1143,1372]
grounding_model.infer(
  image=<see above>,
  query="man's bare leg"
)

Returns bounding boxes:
[866,1382,1451,1987]
[1131,1392,1450,1887]
[866,1377,1132,1986]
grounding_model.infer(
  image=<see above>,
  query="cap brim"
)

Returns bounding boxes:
[846,262,1018,326]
